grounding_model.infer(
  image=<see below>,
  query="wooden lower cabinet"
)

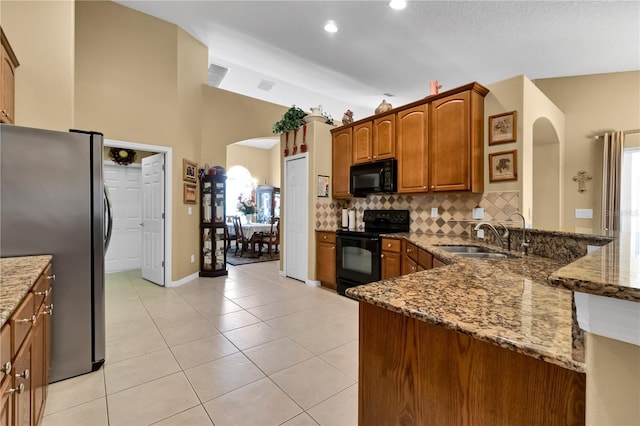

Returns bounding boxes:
[316,231,336,290]
[359,302,586,426]
[381,238,401,279]
[0,262,52,426]
[402,241,419,275]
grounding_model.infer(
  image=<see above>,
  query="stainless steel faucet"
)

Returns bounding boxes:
[473,222,510,251]
[508,211,530,255]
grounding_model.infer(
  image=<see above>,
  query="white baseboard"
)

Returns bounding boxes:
[279,270,286,277]
[306,279,321,287]
[168,271,199,288]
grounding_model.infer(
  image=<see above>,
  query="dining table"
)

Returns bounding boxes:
[241,222,272,239]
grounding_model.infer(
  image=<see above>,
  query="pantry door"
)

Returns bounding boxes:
[141,153,165,286]
[284,154,308,282]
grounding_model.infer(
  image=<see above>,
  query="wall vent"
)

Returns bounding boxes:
[257,79,275,91]
[208,63,229,87]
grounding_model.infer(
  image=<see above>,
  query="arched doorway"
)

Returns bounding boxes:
[532,117,561,230]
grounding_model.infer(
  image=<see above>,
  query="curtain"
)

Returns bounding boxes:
[601,131,624,233]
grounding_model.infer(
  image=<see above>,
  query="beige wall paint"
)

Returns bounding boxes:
[585,333,640,425]
[1,0,74,131]
[226,145,273,185]
[269,143,281,188]
[75,1,207,281]
[534,71,640,233]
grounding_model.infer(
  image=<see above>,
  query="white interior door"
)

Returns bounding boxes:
[104,163,142,272]
[142,153,165,285]
[285,156,308,282]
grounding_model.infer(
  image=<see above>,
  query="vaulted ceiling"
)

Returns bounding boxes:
[116,1,640,121]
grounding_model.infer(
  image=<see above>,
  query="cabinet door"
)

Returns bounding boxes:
[13,342,31,426]
[430,91,471,191]
[0,43,16,124]
[331,128,352,198]
[316,241,336,289]
[32,309,45,426]
[402,256,418,276]
[352,122,372,164]
[0,378,12,426]
[381,252,401,279]
[372,114,395,160]
[397,105,428,193]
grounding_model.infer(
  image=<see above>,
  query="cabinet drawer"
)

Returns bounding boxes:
[381,238,401,253]
[316,231,336,244]
[11,292,35,356]
[0,325,10,382]
[31,265,52,309]
[403,241,418,261]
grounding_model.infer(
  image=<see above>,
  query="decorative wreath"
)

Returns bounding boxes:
[109,147,137,166]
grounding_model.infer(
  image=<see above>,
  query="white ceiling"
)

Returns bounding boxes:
[116,1,640,122]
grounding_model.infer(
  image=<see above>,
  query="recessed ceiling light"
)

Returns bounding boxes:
[324,20,338,33]
[389,0,407,10]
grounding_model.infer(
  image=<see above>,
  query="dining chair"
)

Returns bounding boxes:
[258,217,280,258]
[231,215,261,257]
[225,216,237,253]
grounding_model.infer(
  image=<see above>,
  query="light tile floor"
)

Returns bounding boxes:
[42,262,359,426]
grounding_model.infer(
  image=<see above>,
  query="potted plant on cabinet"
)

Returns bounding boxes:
[273,106,308,156]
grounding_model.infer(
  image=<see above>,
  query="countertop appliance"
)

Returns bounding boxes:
[350,158,397,196]
[1,124,111,382]
[336,209,410,297]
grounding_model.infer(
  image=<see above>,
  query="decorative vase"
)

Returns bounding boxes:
[245,213,254,224]
[342,110,354,125]
[375,99,392,114]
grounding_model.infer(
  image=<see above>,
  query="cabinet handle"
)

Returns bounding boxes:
[16,315,36,324]
[15,369,29,380]
[6,383,24,395]
[1,362,11,374]
[431,185,435,190]
[44,303,54,315]
[323,235,327,240]
[47,274,56,281]
[381,254,385,258]
[35,289,49,296]
[331,246,335,250]
[373,155,377,159]
[387,243,392,247]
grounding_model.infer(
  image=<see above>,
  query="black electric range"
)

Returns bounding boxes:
[335,209,410,297]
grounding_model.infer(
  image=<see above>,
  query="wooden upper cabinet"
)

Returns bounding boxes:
[397,105,428,193]
[372,114,395,161]
[429,85,485,193]
[331,127,352,198]
[0,28,19,125]
[352,122,372,164]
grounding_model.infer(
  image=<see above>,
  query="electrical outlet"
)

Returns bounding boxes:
[575,209,593,219]
[472,207,485,219]
[476,229,485,239]
[190,254,195,263]
[431,207,439,218]
[188,207,192,215]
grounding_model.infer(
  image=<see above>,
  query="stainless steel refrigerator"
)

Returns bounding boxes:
[0,124,111,382]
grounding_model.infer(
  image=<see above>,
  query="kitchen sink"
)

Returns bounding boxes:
[437,245,509,259]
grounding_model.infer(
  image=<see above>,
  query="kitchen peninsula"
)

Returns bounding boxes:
[347,234,589,425]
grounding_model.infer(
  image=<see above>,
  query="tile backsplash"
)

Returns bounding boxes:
[316,191,520,235]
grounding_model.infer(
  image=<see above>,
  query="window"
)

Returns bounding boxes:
[225,166,255,217]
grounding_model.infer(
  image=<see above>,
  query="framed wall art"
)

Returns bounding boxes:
[183,183,197,204]
[489,111,517,145]
[489,150,517,182]
[183,159,198,183]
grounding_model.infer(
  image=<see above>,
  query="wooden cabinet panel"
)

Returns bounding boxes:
[0,377,12,426]
[403,241,418,262]
[332,128,352,198]
[397,105,429,193]
[352,122,372,164]
[316,232,336,289]
[13,341,31,426]
[381,238,401,253]
[381,252,401,280]
[430,91,471,191]
[418,248,433,270]
[359,302,585,426]
[0,326,10,384]
[11,293,34,358]
[0,28,19,125]
[372,114,395,161]
[433,257,447,268]
[402,256,418,275]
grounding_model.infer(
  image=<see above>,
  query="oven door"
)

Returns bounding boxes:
[336,233,381,292]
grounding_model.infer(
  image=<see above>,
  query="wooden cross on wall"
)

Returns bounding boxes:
[573,170,592,193]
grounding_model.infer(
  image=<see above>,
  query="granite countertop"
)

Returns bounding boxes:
[346,234,585,372]
[548,232,640,302]
[0,255,53,328]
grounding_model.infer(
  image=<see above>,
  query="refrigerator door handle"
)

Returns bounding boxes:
[104,185,113,251]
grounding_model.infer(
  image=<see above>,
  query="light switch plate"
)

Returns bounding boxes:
[431,207,439,218]
[190,254,195,263]
[188,207,192,215]
[575,208,593,219]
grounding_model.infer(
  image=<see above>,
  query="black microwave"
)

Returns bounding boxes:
[350,159,397,196]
